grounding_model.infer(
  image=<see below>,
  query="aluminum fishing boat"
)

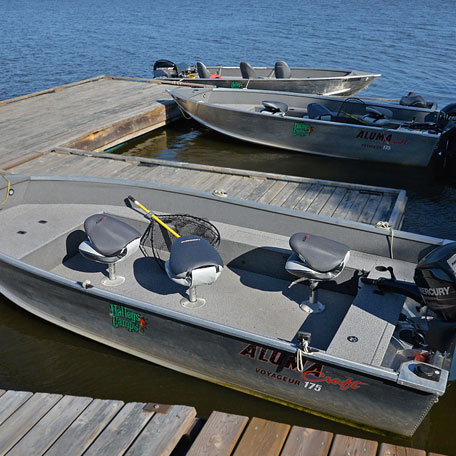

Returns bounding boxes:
[153,59,381,96]
[169,87,456,167]
[0,174,455,436]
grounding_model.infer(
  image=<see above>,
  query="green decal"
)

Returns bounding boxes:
[293,123,313,136]
[231,81,243,89]
[110,304,147,333]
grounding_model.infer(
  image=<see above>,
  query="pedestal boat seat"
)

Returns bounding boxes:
[285,233,350,313]
[165,235,223,308]
[79,214,141,286]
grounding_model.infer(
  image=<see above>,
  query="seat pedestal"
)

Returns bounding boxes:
[299,280,325,313]
[102,263,125,287]
[180,285,206,309]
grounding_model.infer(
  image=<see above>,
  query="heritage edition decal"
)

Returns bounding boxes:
[109,304,147,333]
[240,344,367,392]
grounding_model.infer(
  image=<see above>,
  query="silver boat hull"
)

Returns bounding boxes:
[158,65,381,96]
[0,175,452,436]
[170,88,442,167]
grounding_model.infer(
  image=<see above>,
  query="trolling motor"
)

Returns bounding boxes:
[363,242,456,351]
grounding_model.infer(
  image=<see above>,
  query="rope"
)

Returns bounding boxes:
[296,344,308,373]
[176,104,193,120]
[376,221,394,259]
[1,175,11,207]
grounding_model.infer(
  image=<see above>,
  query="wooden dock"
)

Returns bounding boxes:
[0,389,445,456]
[0,75,406,229]
[0,75,184,170]
[9,147,406,229]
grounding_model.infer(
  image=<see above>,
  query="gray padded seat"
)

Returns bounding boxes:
[78,214,141,286]
[165,235,223,307]
[196,61,211,79]
[362,106,401,128]
[274,61,292,79]
[289,233,349,275]
[307,103,334,121]
[262,100,289,114]
[167,235,223,277]
[82,214,140,259]
[240,61,257,79]
[286,233,350,313]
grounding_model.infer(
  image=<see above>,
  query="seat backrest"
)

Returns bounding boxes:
[240,61,257,79]
[196,61,211,79]
[274,61,292,79]
[307,103,334,120]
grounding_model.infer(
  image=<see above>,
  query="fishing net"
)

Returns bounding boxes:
[140,214,221,270]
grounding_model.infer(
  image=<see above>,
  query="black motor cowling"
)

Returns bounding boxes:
[414,242,456,321]
[153,59,191,78]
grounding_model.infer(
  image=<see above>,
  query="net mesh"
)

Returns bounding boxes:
[140,214,221,270]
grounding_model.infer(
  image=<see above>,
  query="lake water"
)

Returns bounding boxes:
[1,0,456,453]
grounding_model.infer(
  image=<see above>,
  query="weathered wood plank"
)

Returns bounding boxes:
[256,179,288,204]
[83,402,153,456]
[268,181,301,207]
[357,193,383,224]
[332,189,360,220]
[295,184,325,212]
[342,192,370,221]
[0,390,33,425]
[329,435,378,456]
[232,417,290,456]
[378,443,426,455]
[230,177,266,199]
[318,186,348,217]
[187,411,249,456]
[0,392,62,454]
[280,183,311,209]
[372,194,394,225]
[7,395,92,456]
[244,178,276,202]
[281,426,333,456]
[125,405,196,456]
[45,398,124,456]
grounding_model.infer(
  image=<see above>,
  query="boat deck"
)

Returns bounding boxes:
[0,202,416,366]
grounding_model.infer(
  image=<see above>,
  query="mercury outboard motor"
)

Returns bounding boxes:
[414,242,456,321]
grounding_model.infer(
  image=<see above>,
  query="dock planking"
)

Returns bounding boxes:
[0,76,407,229]
[0,76,184,170]
[9,147,407,229]
[0,390,445,456]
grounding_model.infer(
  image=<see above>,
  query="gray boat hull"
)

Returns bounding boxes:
[0,175,452,436]
[0,257,437,436]
[170,88,442,167]
[158,66,381,96]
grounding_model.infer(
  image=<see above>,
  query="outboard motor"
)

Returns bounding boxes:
[153,59,192,78]
[414,242,456,321]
